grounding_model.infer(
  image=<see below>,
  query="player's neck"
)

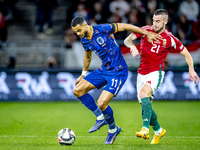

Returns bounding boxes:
[87,26,93,39]
[157,28,165,34]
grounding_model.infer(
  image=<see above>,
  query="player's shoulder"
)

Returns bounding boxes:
[92,24,112,34]
[93,23,110,29]
[163,29,173,36]
[163,29,176,38]
[163,29,179,41]
[81,37,90,45]
[141,25,153,31]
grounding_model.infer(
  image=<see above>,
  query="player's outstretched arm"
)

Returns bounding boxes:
[180,48,200,84]
[75,52,92,86]
[124,33,139,58]
[117,23,162,44]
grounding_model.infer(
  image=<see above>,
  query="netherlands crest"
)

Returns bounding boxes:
[96,37,104,45]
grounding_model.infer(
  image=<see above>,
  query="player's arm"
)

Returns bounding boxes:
[180,47,200,84]
[124,33,139,58]
[117,23,162,43]
[83,51,92,73]
[75,51,92,86]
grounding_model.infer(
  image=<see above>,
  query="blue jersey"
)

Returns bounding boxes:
[81,23,127,74]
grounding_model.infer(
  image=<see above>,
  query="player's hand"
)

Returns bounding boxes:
[189,69,200,84]
[75,75,85,86]
[130,45,139,58]
[146,31,162,44]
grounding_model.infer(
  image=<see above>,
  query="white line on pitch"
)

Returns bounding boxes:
[0,135,200,139]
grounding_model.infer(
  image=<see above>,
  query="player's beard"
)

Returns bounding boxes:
[155,23,165,33]
[79,30,88,38]
[83,30,88,38]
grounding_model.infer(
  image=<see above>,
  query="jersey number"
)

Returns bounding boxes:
[151,44,160,53]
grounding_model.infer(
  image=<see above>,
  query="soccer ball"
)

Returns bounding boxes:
[57,128,75,145]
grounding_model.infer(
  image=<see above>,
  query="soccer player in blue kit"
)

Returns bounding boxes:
[71,16,162,144]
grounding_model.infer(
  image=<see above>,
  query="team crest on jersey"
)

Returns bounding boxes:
[97,37,104,45]
[163,39,167,46]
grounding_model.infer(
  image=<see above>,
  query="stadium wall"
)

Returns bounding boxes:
[0,69,199,101]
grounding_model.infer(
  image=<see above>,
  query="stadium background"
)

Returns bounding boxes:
[0,1,200,150]
[0,0,200,101]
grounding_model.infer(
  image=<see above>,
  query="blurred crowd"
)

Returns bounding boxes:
[64,0,200,46]
[0,0,200,69]
[0,0,200,47]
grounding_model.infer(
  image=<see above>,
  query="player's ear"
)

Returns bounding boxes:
[164,19,168,25]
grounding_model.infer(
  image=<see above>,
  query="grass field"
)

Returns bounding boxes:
[0,101,200,150]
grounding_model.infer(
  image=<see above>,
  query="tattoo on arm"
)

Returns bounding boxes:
[124,33,137,48]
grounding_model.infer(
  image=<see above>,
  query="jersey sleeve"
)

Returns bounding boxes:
[83,44,92,53]
[100,23,118,34]
[170,35,185,52]
[81,39,92,53]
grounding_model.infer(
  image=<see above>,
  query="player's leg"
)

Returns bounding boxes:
[136,83,152,139]
[100,70,128,144]
[136,71,166,143]
[73,77,107,133]
[148,71,166,144]
[98,90,115,130]
[150,108,160,132]
[150,109,166,144]
[97,90,121,144]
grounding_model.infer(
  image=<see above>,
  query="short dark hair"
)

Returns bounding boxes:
[154,9,168,20]
[154,9,168,16]
[71,16,86,27]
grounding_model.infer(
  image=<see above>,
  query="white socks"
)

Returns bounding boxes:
[143,127,149,132]
[97,114,104,120]
[155,127,162,136]
[109,127,117,133]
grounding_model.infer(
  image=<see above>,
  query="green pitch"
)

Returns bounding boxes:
[0,101,200,150]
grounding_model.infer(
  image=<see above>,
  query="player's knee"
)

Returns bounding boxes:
[139,89,148,99]
[73,88,83,97]
[97,101,107,111]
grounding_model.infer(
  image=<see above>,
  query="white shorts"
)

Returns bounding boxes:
[137,71,165,103]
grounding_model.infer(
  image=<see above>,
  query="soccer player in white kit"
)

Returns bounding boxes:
[124,9,200,144]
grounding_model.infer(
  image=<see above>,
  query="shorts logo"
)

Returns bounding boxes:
[109,87,115,90]
[146,81,151,84]
[96,37,104,45]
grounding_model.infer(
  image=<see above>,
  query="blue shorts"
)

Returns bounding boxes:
[84,68,128,96]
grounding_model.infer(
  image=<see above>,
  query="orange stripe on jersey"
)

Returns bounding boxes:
[110,34,118,46]
[110,34,114,39]
[87,26,93,40]
[113,23,118,33]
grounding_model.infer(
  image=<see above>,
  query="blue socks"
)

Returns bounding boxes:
[102,105,115,130]
[78,93,102,118]
[78,94,116,130]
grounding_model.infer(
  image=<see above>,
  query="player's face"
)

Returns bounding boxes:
[153,15,167,33]
[72,23,88,38]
